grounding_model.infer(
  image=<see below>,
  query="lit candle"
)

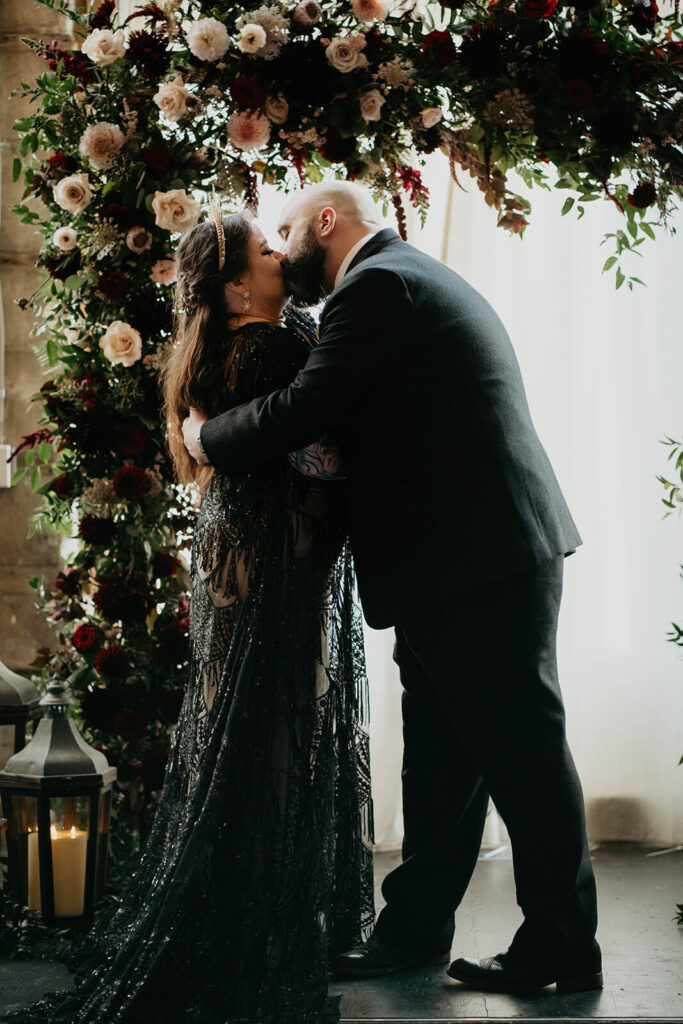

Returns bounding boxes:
[27,825,88,916]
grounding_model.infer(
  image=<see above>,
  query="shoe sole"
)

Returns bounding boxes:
[447,964,604,994]
[331,952,451,979]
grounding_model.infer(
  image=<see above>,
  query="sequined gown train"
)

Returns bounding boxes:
[2,316,374,1024]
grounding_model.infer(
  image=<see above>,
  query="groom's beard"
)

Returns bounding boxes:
[281,225,329,308]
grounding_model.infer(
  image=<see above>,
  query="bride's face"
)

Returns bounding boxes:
[239,223,286,310]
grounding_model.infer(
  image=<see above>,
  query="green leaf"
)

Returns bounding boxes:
[641,222,655,240]
[10,466,27,486]
[602,256,617,273]
[64,275,83,291]
[38,441,53,462]
[627,220,638,239]
[24,450,35,466]
[12,157,22,183]
[46,337,59,365]
[30,467,42,492]
[615,267,625,290]
[561,197,574,216]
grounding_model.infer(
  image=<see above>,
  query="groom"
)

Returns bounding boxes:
[182,182,602,994]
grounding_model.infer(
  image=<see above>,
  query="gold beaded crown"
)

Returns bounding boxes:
[208,187,226,272]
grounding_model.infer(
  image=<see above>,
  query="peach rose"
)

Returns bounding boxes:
[149,258,177,285]
[227,111,272,151]
[82,28,125,65]
[238,23,267,53]
[153,75,192,123]
[53,174,92,215]
[186,17,230,61]
[325,35,368,73]
[53,226,78,251]
[78,122,125,171]
[359,88,385,121]
[152,188,202,233]
[99,321,142,367]
[293,1,323,24]
[351,0,390,21]
[421,107,442,129]
[265,93,289,125]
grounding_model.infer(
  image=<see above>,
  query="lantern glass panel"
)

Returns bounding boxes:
[47,794,90,918]
[2,792,39,908]
[0,725,14,772]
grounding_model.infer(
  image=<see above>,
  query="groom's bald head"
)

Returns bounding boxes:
[280,181,381,233]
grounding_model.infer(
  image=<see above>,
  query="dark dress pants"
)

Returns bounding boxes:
[373,555,600,973]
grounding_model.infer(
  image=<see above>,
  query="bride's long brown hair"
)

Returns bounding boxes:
[160,213,252,493]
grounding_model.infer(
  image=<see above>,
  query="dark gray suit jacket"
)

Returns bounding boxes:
[201,229,581,628]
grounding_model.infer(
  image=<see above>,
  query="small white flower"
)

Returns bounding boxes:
[78,122,125,171]
[235,6,289,60]
[82,28,125,65]
[421,107,442,129]
[53,226,78,251]
[153,75,192,123]
[185,17,230,61]
[359,88,385,122]
[265,93,289,125]
[53,174,92,215]
[99,321,142,368]
[126,227,153,253]
[152,189,202,233]
[238,23,268,53]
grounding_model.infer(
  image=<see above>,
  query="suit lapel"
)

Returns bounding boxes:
[345,228,402,276]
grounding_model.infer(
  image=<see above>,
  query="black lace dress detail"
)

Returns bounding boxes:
[2,316,374,1024]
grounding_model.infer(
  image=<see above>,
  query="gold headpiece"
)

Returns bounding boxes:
[209,187,226,272]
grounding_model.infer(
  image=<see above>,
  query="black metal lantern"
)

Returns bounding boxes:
[0,660,42,771]
[0,677,116,927]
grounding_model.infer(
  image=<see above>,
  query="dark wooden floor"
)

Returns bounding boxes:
[1,844,681,1021]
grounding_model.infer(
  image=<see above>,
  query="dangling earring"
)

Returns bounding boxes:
[242,290,251,314]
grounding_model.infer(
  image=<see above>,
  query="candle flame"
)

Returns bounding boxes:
[70,826,77,838]
[50,824,58,838]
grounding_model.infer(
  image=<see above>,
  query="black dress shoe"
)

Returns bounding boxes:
[447,952,604,994]
[331,932,451,978]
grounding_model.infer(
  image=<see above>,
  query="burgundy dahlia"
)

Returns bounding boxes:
[629,0,658,32]
[126,29,170,80]
[97,272,128,301]
[142,144,172,176]
[319,129,358,164]
[95,644,130,678]
[47,152,78,176]
[78,514,116,546]
[152,551,180,578]
[91,0,116,29]
[73,623,100,652]
[420,30,457,70]
[115,422,149,458]
[563,78,594,110]
[113,465,150,502]
[230,77,265,110]
[45,253,82,281]
[627,181,657,208]
[94,572,153,625]
[53,473,76,499]
[363,27,389,60]
[55,567,81,596]
[112,707,147,741]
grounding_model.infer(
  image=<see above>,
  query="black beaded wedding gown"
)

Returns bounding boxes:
[3,315,374,1024]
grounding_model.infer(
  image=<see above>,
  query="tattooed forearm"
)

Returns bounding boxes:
[287,437,345,480]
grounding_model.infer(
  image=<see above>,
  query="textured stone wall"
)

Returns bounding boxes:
[0,1,73,672]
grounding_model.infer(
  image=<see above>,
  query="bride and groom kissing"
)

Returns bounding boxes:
[181,182,602,996]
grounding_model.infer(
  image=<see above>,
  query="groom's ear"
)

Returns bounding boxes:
[318,206,337,238]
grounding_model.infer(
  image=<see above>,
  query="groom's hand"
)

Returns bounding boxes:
[182,407,210,465]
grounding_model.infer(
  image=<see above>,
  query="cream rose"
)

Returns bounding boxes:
[265,93,289,125]
[186,17,230,61]
[53,174,92,215]
[82,28,125,65]
[238,23,268,53]
[126,227,153,253]
[325,35,368,73]
[149,258,177,285]
[99,321,142,368]
[153,75,192,123]
[227,111,272,151]
[359,88,385,121]
[78,122,125,171]
[53,226,78,251]
[351,0,390,20]
[152,189,202,233]
[293,1,323,24]
[421,107,442,129]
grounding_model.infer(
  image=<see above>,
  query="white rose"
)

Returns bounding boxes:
[421,107,442,129]
[325,35,368,73]
[152,188,202,233]
[351,0,390,21]
[78,122,125,171]
[81,28,125,65]
[53,174,92,215]
[265,93,289,125]
[186,17,230,61]
[359,88,385,122]
[53,226,78,251]
[238,23,268,53]
[149,258,177,285]
[153,75,192,123]
[293,1,323,24]
[99,321,142,368]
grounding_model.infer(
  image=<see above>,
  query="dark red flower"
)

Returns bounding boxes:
[112,707,147,741]
[115,421,149,458]
[524,0,558,17]
[363,27,389,60]
[53,473,75,499]
[80,686,118,732]
[127,28,170,80]
[627,181,657,208]
[154,614,189,668]
[439,0,467,7]
[113,465,150,502]
[78,514,116,546]
[230,77,265,110]
[140,745,169,791]
[73,623,100,652]
[152,552,180,578]
[36,41,96,84]
[95,644,130,678]
[460,23,507,78]
[47,152,78,176]
[126,290,173,340]
[91,0,116,29]
[94,572,153,625]
[319,129,358,164]
[45,252,82,281]
[563,78,594,109]
[142,143,172,176]
[558,30,609,79]
[55,568,81,596]
[97,272,128,301]
[100,199,137,229]
[420,30,457,70]
[417,125,442,154]
[630,0,658,32]
[159,686,185,724]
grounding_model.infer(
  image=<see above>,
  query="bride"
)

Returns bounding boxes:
[2,209,373,1024]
